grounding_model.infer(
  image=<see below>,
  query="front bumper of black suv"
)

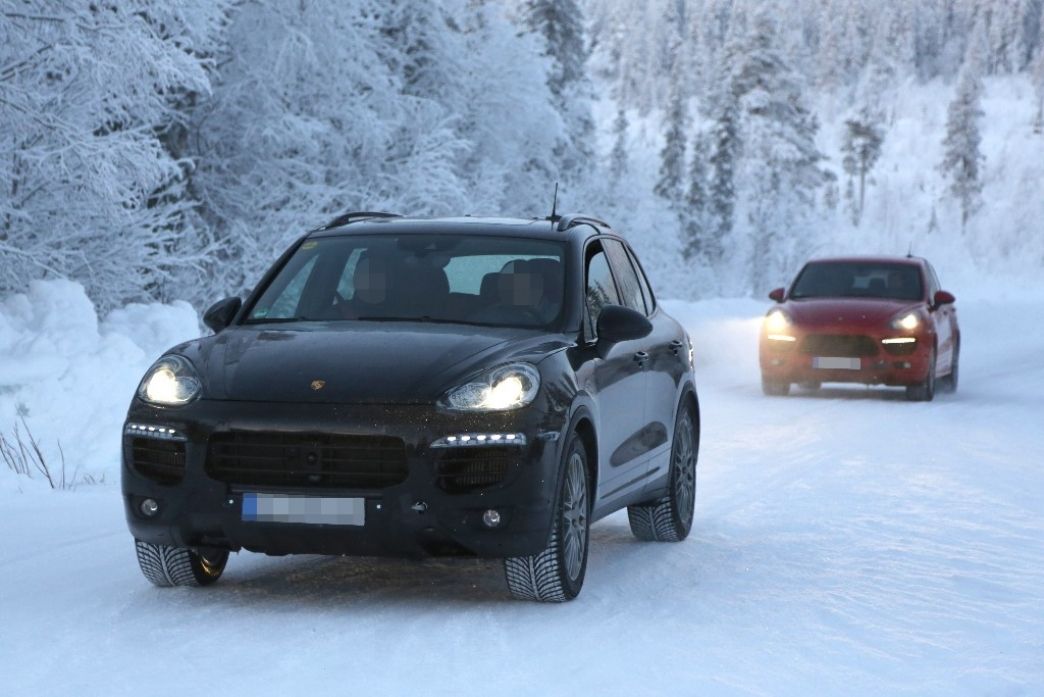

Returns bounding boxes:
[121,398,566,559]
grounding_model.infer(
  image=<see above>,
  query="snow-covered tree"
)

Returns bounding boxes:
[654,80,689,205]
[1032,19,1044,133]
[0,1,228,310]
[609,107,630,188]
[841,113,885,225]
[454,2,564,215]
[519,0,594,180]
[731,11,825,291]
[682,131,714,261]
[941,21,987,228]
[706,96,740,258]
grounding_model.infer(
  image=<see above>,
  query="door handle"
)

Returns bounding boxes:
[669,339,684,356]
[633,350,649,366]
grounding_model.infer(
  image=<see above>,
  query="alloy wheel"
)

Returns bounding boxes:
[561,452,588,582]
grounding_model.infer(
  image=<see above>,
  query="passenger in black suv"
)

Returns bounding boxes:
[124,212,700,601]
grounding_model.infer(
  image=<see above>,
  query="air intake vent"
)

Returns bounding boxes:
[206,432,408,489]
[435,447,514,494]
[131,438,186,485]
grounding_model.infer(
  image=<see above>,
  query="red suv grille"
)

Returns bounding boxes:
[801,334,878,357]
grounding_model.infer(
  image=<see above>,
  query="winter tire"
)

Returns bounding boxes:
[906,347,937,402]
[504,433,590,602]
[939,342,959,393]
[135,540,228,587]
[628,402,698,542]
[761,378,790,396]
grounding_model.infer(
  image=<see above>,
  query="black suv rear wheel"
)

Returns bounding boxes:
[628,402,697,542]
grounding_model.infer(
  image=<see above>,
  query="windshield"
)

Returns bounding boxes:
[790,261,924,301]
[246,234,566,329]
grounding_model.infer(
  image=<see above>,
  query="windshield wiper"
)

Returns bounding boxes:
[243,316,316,324]
[356,315,493,327]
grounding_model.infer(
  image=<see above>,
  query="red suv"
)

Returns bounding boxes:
[759,256,959,401]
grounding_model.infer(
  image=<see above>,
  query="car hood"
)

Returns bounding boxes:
[170,322,568,404]
[782,297,921,329]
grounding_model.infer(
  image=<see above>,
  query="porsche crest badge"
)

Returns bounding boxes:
[310,379,326,391]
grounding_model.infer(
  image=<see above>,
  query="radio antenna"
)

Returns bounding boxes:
[549,182,560,230]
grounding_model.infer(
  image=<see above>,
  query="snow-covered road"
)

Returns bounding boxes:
[3,298,1043,696]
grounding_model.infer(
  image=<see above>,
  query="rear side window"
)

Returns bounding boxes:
[585,246,621,338]
[602,239,646,314]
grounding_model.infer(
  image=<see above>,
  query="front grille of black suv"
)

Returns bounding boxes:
[130,438,186,485]
[206,432,408,489]
[801,334,878,357]
[435,447,514,494]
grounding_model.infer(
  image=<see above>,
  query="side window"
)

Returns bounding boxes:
[585,244,621,339]
[627,247,655,314]
[602,239,645,314]
[926,264,941,298]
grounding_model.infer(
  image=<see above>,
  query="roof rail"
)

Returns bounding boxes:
[321,211,402,230]
[555,214,611,232]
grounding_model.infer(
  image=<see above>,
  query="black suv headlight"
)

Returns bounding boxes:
[137,355,202,406]
[441,363,540,412]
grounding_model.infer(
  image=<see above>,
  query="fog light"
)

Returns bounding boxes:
[140,498,160,517]
[482,509,502,528]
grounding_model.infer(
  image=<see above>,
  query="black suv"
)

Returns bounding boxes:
[123,213,700,601]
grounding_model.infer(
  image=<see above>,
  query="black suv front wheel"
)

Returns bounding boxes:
[504,432,590,602]
[135,540,229,587]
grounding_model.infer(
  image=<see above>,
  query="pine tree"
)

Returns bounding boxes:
[609,106,630,187]
[706,95,739,256]
[941,21,987,228]
[682,130,714,260]
[520,0,595,176]
[840,112,885,225]
[1032,20,1044,133]
[654,79,689,204]
[730,10,825,291]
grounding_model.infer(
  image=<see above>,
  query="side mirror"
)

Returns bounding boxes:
[933,290,955,308]
[203,297,242,333]
[597,304,652,346]
[768,288,786,303]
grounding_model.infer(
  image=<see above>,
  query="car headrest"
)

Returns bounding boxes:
[480,272,500,302]
[868,278,887,293]
[522,258,562,296]
[497,270,544,307]
[354,254,392,304]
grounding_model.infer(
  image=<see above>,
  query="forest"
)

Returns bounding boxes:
[2,0,1043,310]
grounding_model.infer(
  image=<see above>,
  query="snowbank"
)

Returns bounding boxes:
[0,280,200,487]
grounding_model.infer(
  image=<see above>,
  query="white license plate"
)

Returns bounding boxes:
[242,493,365,526]
[812,356,861,370]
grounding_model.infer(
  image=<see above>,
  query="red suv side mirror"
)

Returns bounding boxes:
[933,290,956,307]
[768,288,786,303]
